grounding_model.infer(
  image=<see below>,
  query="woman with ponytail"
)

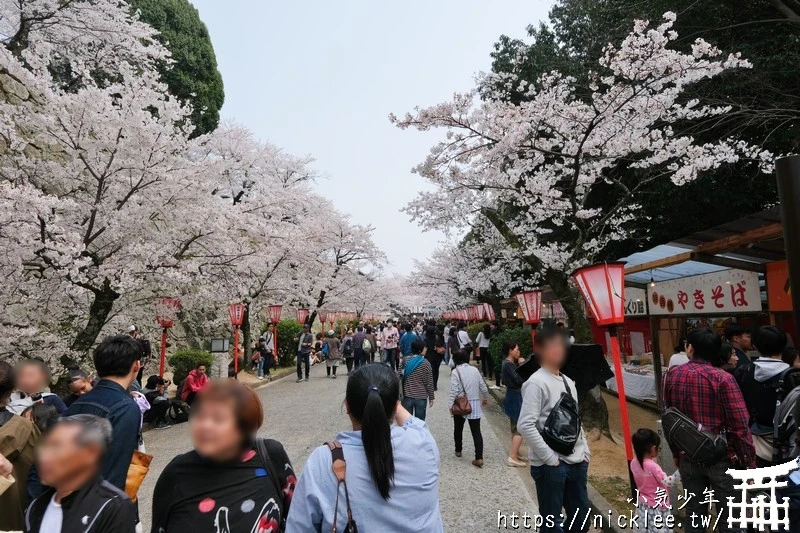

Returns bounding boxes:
[286,364,444,532]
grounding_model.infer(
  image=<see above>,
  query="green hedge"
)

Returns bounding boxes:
[169,349,214,385]
[466,321,490,341]
[268,320,303,367]
[488,327,534,375]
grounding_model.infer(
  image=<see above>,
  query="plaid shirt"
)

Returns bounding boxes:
[663,359,755,468]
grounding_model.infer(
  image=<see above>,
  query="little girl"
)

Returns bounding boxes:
[631,428,680,533]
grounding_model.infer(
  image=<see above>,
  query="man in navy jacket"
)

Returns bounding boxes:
[65,335,142,491]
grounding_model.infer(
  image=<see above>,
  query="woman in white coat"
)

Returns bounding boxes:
[448,348,489,467]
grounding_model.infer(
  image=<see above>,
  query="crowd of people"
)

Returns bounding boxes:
[3,313,799,532]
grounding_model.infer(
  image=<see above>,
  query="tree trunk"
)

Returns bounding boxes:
[70,279,120,356]
[242,302,253,363]
[545,270,592,342]
[546,270,611,436]
[177,310,203,350]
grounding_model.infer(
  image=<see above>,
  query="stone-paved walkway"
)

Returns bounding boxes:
[137,364,539,531]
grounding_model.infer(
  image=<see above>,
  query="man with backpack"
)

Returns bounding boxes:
[738,325,790,466]
[663,327,754,533]
[352,326,367,369]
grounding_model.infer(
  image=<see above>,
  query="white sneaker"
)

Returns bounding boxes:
[506,457,527,468]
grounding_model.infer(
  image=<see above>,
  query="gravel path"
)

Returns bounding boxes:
[137,364,540,531]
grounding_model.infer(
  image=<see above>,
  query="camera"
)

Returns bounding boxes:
[30,392,43,403]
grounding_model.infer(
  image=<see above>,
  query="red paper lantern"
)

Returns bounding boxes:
[515,290,542,324]
[318,311,328,325]
[572,262,626,326]
[268,304,283,324]
[296,308,309,324]
[228,303,246,327]
[483,303,496,321]
[155,297,181,328]
[474,304,486,321]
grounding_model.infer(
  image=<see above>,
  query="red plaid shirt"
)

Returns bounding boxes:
[663,359,755,468]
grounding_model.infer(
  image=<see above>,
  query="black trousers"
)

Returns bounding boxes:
[479,347,493,378]
[143,401,169,425]
[297,352,310,379]
[454,416,483,460]
[345,357,354,372]
[427,355,442,391]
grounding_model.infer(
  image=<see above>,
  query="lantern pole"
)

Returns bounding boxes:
[233,326,240,377]
[572,263,635,497]
[159,327,168,378]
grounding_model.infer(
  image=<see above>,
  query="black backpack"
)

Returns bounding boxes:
[740,363,800,428]
[541,375,581,456]
[343,338,353,356]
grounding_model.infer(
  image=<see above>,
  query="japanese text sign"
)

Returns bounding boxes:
[647,269,761,316]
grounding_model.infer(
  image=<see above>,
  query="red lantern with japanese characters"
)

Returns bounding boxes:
[228,303,246,376]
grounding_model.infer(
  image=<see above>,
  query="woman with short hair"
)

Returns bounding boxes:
[286,364,443,532]
[151,379,296,533]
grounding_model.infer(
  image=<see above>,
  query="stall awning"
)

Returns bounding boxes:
[622,207,784,285]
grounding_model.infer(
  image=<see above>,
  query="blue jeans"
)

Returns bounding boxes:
[401,397,428,421]
[530,461,590,533]
[257,355,272,378]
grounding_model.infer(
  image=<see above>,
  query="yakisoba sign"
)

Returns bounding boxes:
[647,269,762,316]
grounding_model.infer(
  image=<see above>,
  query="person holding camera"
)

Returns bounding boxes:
[142,376,172,430]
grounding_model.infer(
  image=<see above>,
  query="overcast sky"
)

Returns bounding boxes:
[191,0,551,274]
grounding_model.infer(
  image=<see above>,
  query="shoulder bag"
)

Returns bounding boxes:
[662,407,727,466]
[451,367,473,416]
[541,375,581,456]
[326,441,358,533]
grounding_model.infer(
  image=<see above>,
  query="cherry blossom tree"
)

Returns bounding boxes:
[0,1,390,374]
[392,13,772,340]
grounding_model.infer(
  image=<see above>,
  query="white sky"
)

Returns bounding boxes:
[191,0,551,274]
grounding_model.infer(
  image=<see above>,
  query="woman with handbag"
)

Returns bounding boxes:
[151,379,296,533]
[517,327,591,533]
[448,349,489,468]
[286,364,444,532]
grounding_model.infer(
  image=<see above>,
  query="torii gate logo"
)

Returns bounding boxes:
[726,459,797,530]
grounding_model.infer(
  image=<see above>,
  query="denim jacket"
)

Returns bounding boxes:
[64,379,141,490]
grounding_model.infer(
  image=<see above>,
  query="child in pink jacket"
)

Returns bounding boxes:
[630,429,680,532]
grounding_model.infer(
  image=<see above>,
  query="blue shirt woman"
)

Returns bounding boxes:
[286,365,443,532]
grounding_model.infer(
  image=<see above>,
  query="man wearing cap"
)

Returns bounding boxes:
[296,324,314,383]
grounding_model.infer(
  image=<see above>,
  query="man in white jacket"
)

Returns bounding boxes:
[517,327,591,533]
